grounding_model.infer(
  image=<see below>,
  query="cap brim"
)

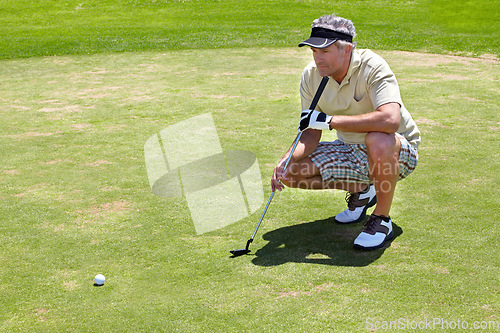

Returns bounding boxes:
[298,37,338,48]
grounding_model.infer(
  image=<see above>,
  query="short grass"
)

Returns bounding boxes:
[0,0,498,59]
[1,0,499,331]
[1,47,499,332]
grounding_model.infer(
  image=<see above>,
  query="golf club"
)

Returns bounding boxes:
[230,76,329,257]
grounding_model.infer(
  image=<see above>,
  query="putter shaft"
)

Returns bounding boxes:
[231,76,329,256]
[246,130,302,246]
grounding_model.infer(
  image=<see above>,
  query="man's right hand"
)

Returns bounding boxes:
[271,155,291,192]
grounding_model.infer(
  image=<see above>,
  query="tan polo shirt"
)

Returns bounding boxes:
[300,49,421,149]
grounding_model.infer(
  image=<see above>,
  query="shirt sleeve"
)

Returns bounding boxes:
[366,57,403,110]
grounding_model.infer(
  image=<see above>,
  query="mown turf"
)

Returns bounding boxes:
[0,48,498,332]
[1,0,499,331]
[0,0,498,59]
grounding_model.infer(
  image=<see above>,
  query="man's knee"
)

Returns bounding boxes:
[365,132,400,162]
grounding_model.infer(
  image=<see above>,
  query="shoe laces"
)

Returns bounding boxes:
[362,215,381,234]
[363,215,391,235]
[345,192,360,211]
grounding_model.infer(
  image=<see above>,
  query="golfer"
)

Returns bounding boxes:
[271,14,420,250]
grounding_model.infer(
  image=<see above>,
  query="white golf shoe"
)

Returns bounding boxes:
[353,214,394,250]
[334,185,377,224]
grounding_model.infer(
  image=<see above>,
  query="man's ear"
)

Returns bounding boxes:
[344,44,352,56]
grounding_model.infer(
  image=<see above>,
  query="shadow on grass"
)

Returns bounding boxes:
[251,216,403,267]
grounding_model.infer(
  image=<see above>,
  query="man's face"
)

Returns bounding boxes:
[311,43,350,79]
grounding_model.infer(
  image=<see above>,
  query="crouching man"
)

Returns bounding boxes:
[271,14,420,250]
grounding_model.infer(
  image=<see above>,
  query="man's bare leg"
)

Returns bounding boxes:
[282,157,368,192]
[365,132,401,217]
[353,132,401,250]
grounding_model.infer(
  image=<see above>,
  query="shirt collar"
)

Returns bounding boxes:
[340,49,361,86]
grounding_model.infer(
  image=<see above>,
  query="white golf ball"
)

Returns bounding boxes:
[94,274,105,285]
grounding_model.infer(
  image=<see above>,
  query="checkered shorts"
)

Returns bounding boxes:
[309,134,418,183]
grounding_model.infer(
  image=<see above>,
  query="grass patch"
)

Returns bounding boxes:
[1,0,499,330]
[0,48,498,331]
[0,0,498,59]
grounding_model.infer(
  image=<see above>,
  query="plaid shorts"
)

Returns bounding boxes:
[309,134,418,183]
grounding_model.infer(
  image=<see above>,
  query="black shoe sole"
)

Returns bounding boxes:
[334,195,377,224]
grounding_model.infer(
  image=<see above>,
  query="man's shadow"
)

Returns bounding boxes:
[251,216,402,267]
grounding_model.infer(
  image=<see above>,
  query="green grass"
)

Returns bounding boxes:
[1,48,499,332]
[0,0,498,59]
[1,0,499,331]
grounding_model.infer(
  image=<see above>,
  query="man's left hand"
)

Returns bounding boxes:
[298,109,333,132]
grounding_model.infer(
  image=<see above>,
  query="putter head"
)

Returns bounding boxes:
[230,238,253,257]
[230,249,251,257]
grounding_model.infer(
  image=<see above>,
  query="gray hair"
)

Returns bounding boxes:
[312,14,356,48]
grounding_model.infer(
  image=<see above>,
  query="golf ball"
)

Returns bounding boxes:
[94,274,105,285]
